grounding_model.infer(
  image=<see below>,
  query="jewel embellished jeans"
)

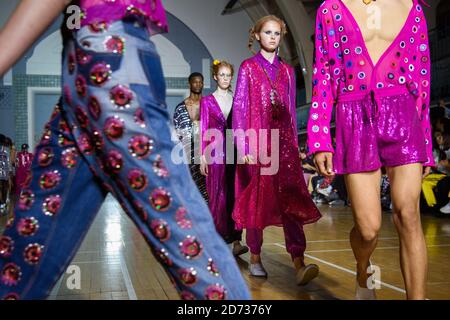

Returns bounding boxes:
[0,18,251,300]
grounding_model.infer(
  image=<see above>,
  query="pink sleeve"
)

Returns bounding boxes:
[200,97,209,155]
[414,6,435,167]
[232,62,251,156]
[307,9,335,156]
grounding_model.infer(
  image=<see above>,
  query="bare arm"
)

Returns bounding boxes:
[0,0,70,77]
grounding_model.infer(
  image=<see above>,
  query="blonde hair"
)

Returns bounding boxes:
[212,60,235,78]
[248,15,288,54]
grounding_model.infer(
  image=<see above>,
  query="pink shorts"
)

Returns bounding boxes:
[334,87,428,174]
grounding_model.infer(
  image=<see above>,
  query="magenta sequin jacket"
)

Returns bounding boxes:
[78,0,168,34]
[307,0,434,166]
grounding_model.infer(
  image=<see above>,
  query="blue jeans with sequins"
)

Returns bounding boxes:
[0,18,251,300]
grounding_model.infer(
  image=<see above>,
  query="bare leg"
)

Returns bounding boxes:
[293,257,305,271]
[246,229,264,264]
[387,164,427,300]
[250,254,262,264]
[345,170,382,288]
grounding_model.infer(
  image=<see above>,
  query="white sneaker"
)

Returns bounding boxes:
[249,263,268,277]
[440,202,450,214]
[296,264,319,285]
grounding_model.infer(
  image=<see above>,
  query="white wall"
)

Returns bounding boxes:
[164,0,254,76]
[153,35,191,78]
[26,31,62,75]
[0,0,20,29]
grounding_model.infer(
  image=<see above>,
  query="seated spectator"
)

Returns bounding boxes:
[436,176,450,214]
[422,124,450,215]
[326,174,348,206]
[436,126,450,214]
[0,135,11,216]
[435,117,450,133]
[380,168,392,212]
[438,98,450,118]
[299,147,317,193]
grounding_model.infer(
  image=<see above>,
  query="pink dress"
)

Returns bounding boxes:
[200,95,241,242]
[77,0,168,35]
[232,53,321,230]
[307,0,435,173]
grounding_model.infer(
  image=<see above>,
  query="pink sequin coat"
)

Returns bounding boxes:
[232,53,321,230]
[307,0,434,166]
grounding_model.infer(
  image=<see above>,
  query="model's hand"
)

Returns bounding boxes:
[313,152,335,177]
[422,166,431,178]
[242,155,255,165]
[200,155,208,176]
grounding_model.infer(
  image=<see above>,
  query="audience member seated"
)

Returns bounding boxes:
[422,117,450,215]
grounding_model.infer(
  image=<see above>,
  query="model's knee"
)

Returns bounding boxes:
[357,226,380,242]
[392,204,421,231]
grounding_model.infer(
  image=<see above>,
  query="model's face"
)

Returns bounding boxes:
[189,76,204,94]
[214,66,233,90]
[256,20,282,53]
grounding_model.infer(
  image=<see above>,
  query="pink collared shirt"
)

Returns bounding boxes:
[307,0,433,166]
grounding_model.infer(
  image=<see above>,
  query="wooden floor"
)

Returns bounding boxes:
[1,194,450,300]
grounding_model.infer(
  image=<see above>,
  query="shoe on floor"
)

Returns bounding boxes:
[355,282,377,300]
[296,264,319,285]
[356,261,377,300]
[249,263,268,277]
[440,202,450,214]
[232,244,249,257]
[329,199,345,206]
